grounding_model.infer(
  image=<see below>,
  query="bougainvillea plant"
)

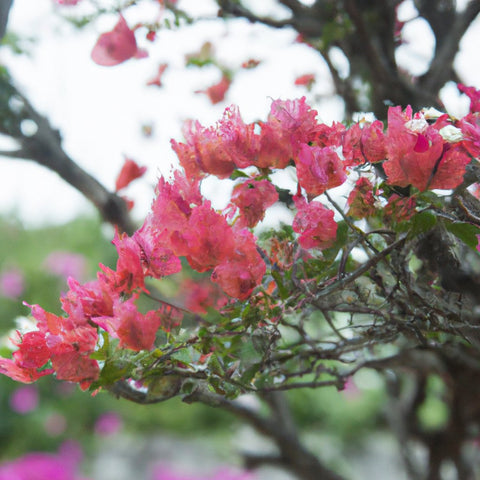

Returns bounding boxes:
[3,2,480,478]
[1,89,479,404]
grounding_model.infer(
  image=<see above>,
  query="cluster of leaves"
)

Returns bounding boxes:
[1,82,480,406]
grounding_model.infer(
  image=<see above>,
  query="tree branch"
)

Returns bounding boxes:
[0,75,135,234]
[420,0,480,93]
[0,0,13,40]
[184,386,345,480]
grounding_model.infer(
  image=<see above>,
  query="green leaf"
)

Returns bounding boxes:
[171,348,192,365]
[230,170,249,180]
[409,211,437,237]
[99,358,132,385]
[207,354,225,376]
[271,270,289,299]
[445,222,480,251]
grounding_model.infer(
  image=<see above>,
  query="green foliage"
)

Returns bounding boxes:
[445,221,480,251]
[287,373,386,443]
[0,215,115,325]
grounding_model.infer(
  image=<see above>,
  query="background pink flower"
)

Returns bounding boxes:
[0,267,25,299]
[94,411,123,436]
[152,466,254,480]
[9,385,39,414]
[0,441,88,480]
[43,251,87,281]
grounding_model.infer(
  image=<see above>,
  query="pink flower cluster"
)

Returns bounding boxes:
[0,442,88,480]
[0,267,24,299]
[1,87,479,391]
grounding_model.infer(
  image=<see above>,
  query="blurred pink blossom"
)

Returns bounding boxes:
[341,376,361,400]
[44,252,87,281]
[9,385,39,414]
[53,0,82,5]
[152,467,254,480]
[0,441,89,480]
[44,413,67,437]
[94,412,123,436]
[0,267,24,299]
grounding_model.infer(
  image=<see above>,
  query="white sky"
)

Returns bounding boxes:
[0,0,479,227]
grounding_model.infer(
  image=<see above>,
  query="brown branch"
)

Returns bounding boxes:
[0,76,135,234]
[323,47,360,118]
[184,386,345,480]
[316,233,407,298]
[0,0,13,40]
[216,0,330,38]
[216,0,292,29]
[420,0,480,93]
[343,0,393,84]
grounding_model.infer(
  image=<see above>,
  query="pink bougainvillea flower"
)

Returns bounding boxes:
[230,178,279,228]
[133,226,181,279]
[292,196,337,250]
[212,228,266,300]
[0,267,24,299]
[241,58,260,69]
[253,97,319,170]
[171,202,235,272]
[61,277,115,319]
[314,121,346,149]
[383,194,416,223]
[342,122,364,167]
[95,412,123,436]
[91,15,147,67]
[115,157,147,191]
[0,442,89,480]
[53,0,82,5]
[17,303,100,389]
[12,331,50,369]
[268,97,319,149]
[383,106,470,190]
[99,229,146,294]
[148,172,202,236]
[361,120,387,163]
[425,143,471,190]
[44,251,88,282]
[294,73,315,89]
[196,75,231,104]
[50,351,99,390]
[458,114,480,158]
[342,120,386,166]
[254,121,295,170]
[147,63,168,87]
[99,226,181,294]
[171,119,240,180]
[10,385,39,414]
[347,177,377,219]
[179,278,227,314]
[0,357,53,384]
[458,83,480,114]
[295,144,346,198]
[146,30,157,42]
[172,98,319,176]
[92,296,162,351]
